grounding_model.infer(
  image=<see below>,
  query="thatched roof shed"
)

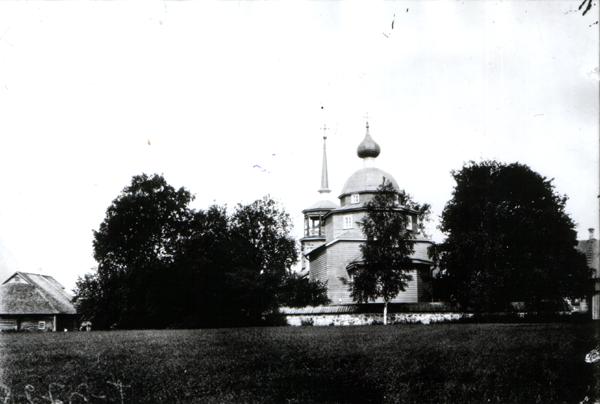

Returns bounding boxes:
[0,272,77,331]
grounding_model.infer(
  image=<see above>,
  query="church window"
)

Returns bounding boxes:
[351,193,360,204]
[310,217,321,236]
[343,215,353,229]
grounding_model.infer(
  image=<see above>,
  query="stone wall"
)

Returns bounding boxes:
[286,312,472,326]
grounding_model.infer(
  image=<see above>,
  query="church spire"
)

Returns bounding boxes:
[319,125,331,194]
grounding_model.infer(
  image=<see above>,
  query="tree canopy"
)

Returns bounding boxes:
[76,174,327,329]
[222,197,299,325]
[434,161,590,312]
[347,180,430,323]
[90,174,193,328]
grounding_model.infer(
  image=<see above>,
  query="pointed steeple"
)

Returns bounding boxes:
[357,121,381,159]
[319,126,331,194]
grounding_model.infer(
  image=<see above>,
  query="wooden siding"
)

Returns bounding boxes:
[0,315,77,332]
[331,212,366,240]
[340,193,376,207]
[0,318,17,331]
[301,238,326,272]
[308,200,434,305]
[412,241,434,262]
[322,241,428,305]
[309,249,328,285]
[302,239,326,256]
[325,216,334,241]
[19,316,54,332]
[326,241,363,304]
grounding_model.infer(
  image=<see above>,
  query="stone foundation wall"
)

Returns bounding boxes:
[286,312,472,326]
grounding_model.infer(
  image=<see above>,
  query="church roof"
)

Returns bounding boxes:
[0,272,76,315]
[303,199,338,212]
[339,167,400,198]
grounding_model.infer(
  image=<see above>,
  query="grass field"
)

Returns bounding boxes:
[1,323,599,403]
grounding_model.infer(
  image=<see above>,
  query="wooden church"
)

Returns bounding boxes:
[300,122,434,305]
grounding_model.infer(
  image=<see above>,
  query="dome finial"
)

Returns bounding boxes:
[357,120,380,159]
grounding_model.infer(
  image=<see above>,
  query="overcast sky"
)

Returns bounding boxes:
[0,1,597,290]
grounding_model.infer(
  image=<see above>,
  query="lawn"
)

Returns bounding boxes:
[0,323,599,403]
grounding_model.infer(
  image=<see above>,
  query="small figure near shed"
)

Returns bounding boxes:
[80,320,92,332]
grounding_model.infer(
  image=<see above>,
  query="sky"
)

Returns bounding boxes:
[0,1,597,291]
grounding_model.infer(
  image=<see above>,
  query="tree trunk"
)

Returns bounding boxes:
[383,301,388,325]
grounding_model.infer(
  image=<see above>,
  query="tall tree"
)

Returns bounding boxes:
[171,204,231,327]
[76,175,306,328]
[225,197,298,325]
[81,173,194,328]
[435,161,590,312]
[347,180,430,324]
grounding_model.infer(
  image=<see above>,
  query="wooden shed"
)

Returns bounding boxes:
[0,272,78,332]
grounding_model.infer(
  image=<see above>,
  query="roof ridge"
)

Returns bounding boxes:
[2,272,31,285]
[16,271,49,276]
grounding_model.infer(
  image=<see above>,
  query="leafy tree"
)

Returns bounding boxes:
[278,273,330,308]
[76,175,302,328]
[170,205,231,327]
[347,180,430,324]
[77,173,194,328]
[435,161,590,312]
[224,197,298,325]
[73,272,106,326]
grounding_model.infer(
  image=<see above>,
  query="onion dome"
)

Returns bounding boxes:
[339,121,399,198]
[357,122,380,159]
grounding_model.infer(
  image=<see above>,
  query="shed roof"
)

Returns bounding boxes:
[0,272,76,315]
